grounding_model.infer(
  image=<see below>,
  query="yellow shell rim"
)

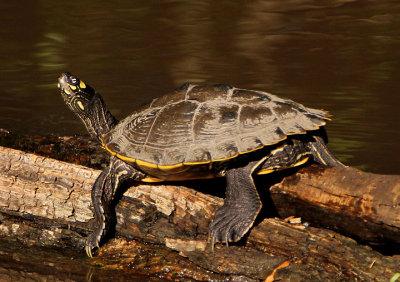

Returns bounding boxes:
[101,121,326,172]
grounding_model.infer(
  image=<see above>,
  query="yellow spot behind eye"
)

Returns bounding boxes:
[79,81,86,88]
[70,85,77,90]
[64,88,71,95]
[77,101,85,110]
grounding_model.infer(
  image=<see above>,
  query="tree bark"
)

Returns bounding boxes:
[270,165,400,249]
[0,141,399,280]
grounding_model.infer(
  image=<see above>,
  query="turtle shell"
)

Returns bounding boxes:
[102,84,329,180]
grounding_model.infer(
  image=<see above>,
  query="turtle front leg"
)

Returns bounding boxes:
[209,161,262,249]
[86,156,145,257]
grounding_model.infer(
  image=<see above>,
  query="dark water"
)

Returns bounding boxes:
[1,1,399,174]
[0,238,153,281]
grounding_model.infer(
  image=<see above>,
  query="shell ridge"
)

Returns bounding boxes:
[184,83,196,100]
[149,97,158,108]
[227,87,236,100]
[184,99,206,163]
[234,102,244,152]
[141,105,164,159]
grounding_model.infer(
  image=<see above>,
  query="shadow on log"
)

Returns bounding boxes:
[0,132,399,280]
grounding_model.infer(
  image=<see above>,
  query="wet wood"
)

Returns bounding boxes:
[0,141,399,280]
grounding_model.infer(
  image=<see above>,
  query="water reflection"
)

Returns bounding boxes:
[0,0,399,174]
[0,238,157,281]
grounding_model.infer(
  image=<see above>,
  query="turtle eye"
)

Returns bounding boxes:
[69,76,78,85]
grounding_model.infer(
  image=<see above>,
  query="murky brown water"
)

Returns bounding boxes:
[1,1,399,174]
[0,238,166,281]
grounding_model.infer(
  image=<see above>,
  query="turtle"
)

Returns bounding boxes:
[58,72,344,257]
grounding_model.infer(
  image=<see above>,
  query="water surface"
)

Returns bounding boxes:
[0,1,399,174]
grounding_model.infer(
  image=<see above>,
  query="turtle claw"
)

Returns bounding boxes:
[85,245,95,258]
[85,231,101,258]
[207,232,216,252]
[85,242,99,258]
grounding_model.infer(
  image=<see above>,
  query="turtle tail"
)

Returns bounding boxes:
[308,136,345,167]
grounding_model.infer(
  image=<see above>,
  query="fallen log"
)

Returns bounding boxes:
[0,145,399,280]
[270,165,400,250]
[1,132,399,249]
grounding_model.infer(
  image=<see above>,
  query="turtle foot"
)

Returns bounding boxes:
[208,204,257,250]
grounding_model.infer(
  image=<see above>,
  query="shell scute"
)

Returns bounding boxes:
[237,135,264,152]
[185,146,212,164]
[186,84,231,102]
[239,105,275,129]
[231,89,271,104]
[213,140,239,160]
[145,101,197,148]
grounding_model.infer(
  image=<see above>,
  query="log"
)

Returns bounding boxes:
[2,131,399,248]
[0,136,399,280]
[270,165,400,250]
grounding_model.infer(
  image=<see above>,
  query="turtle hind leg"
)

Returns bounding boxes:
[86,156,145,257]
[309,135,345,167]
[209,160,262,249]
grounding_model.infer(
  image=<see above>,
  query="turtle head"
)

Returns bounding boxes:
[58,72,117,142]
[58,72,95,115]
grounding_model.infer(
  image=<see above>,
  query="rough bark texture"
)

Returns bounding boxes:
[0,141,399,280]
[270,165,400,250]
